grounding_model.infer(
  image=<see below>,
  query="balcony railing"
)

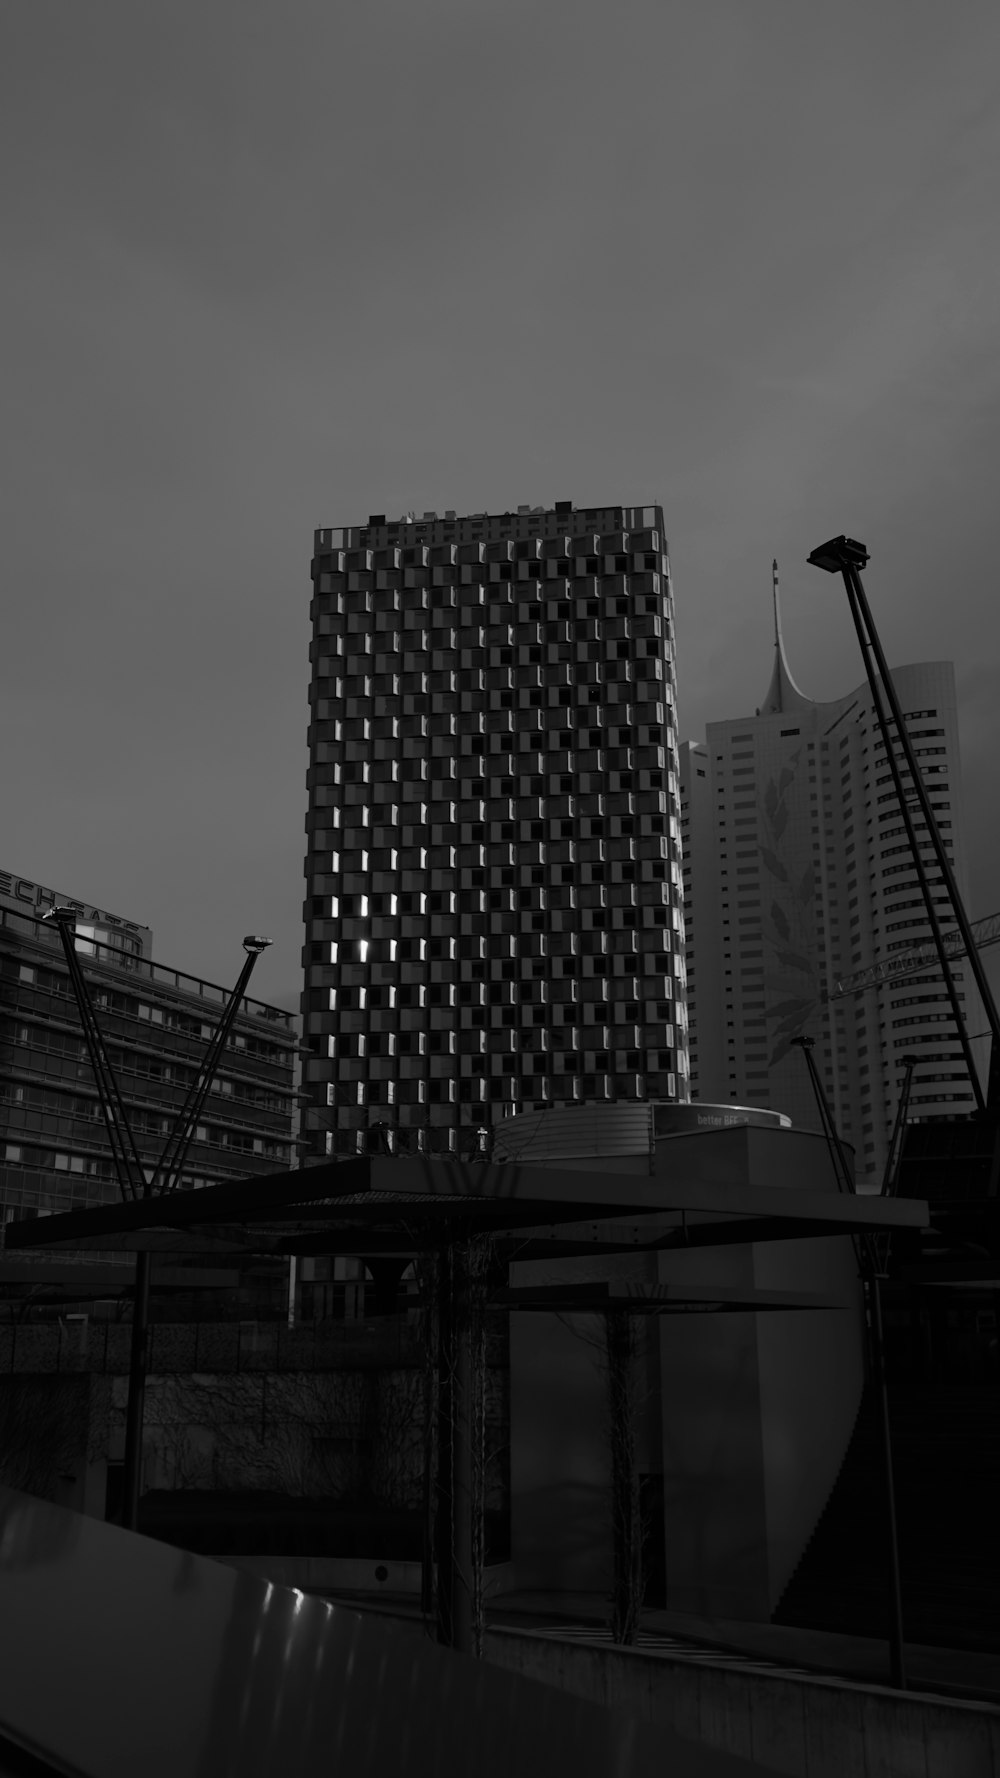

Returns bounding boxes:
[1,906,294,1027]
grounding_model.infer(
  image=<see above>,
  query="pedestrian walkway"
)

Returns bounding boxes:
[525,1621,820,1682]
[494,1591,1000,1704]
[320,1585,1000,1706]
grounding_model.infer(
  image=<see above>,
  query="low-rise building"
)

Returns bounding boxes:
[0,867,297,1224]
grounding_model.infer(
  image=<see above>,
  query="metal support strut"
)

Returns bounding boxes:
[433,1233,492,1658]
[793,1035,907,1690]
[434,1239,475,1656]
[43,909,147,1203]
[155,937,272,1194]
[40,912,272,1528]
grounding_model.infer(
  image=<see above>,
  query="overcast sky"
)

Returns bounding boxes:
[3,1,999,1014]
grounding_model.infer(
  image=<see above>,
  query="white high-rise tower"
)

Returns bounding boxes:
[680,563,984,1188]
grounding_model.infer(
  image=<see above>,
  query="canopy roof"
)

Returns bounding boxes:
[4,1155,929,1277]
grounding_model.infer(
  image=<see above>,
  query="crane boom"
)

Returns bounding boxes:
[826,909,1000,1002]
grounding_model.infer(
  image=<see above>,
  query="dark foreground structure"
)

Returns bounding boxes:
[0,1484,776,1778]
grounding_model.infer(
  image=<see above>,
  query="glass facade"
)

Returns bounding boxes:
[301,502,688,1159]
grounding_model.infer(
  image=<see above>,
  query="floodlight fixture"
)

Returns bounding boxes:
[807,535,870,574]
[242,935,273,955]
[42,906,77,925]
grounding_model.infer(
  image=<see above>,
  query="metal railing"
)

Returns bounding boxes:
[1,907,295,1027]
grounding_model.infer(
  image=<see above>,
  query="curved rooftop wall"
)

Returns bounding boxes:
[491,1100,790,1163]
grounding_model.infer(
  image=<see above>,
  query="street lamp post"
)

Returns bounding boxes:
[807,535,1000,1112]
[43,915,273,1532]
[121,934,272,1531]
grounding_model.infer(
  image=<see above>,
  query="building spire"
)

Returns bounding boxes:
[759,556,812,716]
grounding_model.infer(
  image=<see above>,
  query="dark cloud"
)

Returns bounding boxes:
[2,0,999,1004]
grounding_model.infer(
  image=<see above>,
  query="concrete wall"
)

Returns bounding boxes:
[0,1372,107,1520]
[507,1124,866,1620]
[754,1232,864,1608]
[509,1308,614,1594]
[654,1125,865,1616]
[655,1239,770,1619]
[508,1151,660,1594]
[218,1555,514,1599]
[653,1223,864,1620]
[479,1623,1000,1778]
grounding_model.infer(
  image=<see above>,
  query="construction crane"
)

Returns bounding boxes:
[40,908,272,1530]
[807,537,1000,1117]
[825,910,1000,1002]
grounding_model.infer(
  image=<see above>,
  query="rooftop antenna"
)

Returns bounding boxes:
[760,555,810,716]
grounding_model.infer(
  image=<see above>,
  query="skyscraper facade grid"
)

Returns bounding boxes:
[300,501,688,1159]
[680,577,984,1189]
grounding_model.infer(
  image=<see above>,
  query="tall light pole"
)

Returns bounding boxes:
[807,535,1000,1114]
[120,935,272,1532]
[43,913,272,1531]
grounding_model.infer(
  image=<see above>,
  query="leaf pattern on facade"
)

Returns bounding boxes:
[758,750,819,1068]
[767,997,814,1019]
[775,948,814,974]
[770,901,790,942]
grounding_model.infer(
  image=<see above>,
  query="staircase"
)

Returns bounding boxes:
[773,1382,1000,1653]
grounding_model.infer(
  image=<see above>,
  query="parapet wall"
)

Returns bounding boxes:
[479,1623,1000,1778]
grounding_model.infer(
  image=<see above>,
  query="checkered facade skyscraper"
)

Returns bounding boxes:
[300,501,688,1159]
